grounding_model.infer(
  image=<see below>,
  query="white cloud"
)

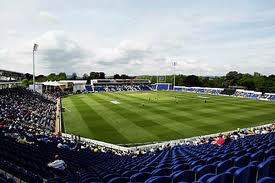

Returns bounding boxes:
[39,11,59,24]
[7,29,17,36]
[34,31,89,73]
[1,1,275,76]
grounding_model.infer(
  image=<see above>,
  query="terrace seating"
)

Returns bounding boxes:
[1,129,273,182]
[0,87,275,182]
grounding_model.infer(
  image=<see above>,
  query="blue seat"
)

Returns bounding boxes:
[107,176,129,183]
[234,155,250,167]
[151,168,171,176]
[81,177,101,183]
[265,147,275,158]
[172,164,189,172]
[156,163,171,169]
[257,158,275,180]
[140,166,155,173]
[233,165,257,183]
[217,160,234,174]
[206,157,220,164]
[102,174,120,183]
[130,172,151,182]
[171,170,195,183]
[257,177,275,183]
[206,172,233,183]
[144,176,171,183]
[251,151,265,161]
[197,173,215,183]
[196,165,216,180]
[0,177,7,183]
[248,161,260,166]
[121,170,138,177]
[190,160,206,168]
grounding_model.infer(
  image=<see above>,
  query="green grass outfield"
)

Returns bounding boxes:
[62,91,275,145]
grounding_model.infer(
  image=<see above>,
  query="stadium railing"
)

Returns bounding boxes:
[60,123,274,153]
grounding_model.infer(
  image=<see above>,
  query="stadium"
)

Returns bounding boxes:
[1,1,275,183]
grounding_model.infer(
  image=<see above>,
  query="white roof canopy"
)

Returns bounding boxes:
[42,81,65,86]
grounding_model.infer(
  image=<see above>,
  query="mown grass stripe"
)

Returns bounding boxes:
[99,92,205,139]
[71,95,130,144]
[61,91,275,145]
[81,95,159,143]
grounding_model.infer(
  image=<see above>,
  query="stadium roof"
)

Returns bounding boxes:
[0,69,25,80]
[42,81,65,86]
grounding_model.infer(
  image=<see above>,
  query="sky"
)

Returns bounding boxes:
[0,0,275,76]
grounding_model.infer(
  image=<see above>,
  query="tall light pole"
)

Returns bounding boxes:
[33,43,39,91]
[172,61,177,90]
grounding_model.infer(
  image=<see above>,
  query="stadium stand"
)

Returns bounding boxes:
[173,86,223,95]
[93,85,153,92]
[0,87,275,183]
[84,85,93,92]
[152,83,172,91]
[262,93,275,101]
[233,89,262,99]
[220,88,236,96]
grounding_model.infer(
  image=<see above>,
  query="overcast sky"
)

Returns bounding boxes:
[0,0,275,76]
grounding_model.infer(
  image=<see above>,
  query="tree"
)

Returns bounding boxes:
[70,73,77,80]
[83,73,89,80]
[86,77,91,84]
[120,74,130,79]
[225,71,241,86]
[99,72,105,79]
[89,72,106,79]
[22,79,31,87]
[36,75,47,82]
[238,74,255,90]
[24,73,33,80]
[58,72,67,80]
[113,74,120,79]
[185,75,202,87]
[89,72,98,79]
[48,73,57,81]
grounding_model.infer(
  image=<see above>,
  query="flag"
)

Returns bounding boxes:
[33,43,39,51]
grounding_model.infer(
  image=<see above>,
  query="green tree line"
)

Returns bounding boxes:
[21,71,275,93]
[137,71,275,93]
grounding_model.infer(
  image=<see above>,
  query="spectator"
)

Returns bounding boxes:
[48,155,67,171]
[216,135,225,145]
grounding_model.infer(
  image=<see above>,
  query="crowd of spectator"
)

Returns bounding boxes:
[0,87,56,136]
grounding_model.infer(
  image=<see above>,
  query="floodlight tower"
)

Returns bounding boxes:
[172,61,177,90]
[33,43,39,91]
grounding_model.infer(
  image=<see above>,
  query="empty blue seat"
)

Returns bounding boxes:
[172,164,189,172]
[151,168,171,176]
[130,172,151,182]
[144,176,171,183]
[140,166,155,173]
[102,174,120,182]
[250,151,265,162]
[156,163,171,169]
[217,160,234,174]
[121,170,138,177]
[196,165,216,180]
[107,176,129,183]
[206,157,220,164]
[197,173,215,183]
[206,172,233,183]
[233,165,257,183]
[190,160,206,168]
[234,155,250,167]
[257,177,275,183]
[265,147,275,158]
[172,170,195,183]
[257,158,275,180]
